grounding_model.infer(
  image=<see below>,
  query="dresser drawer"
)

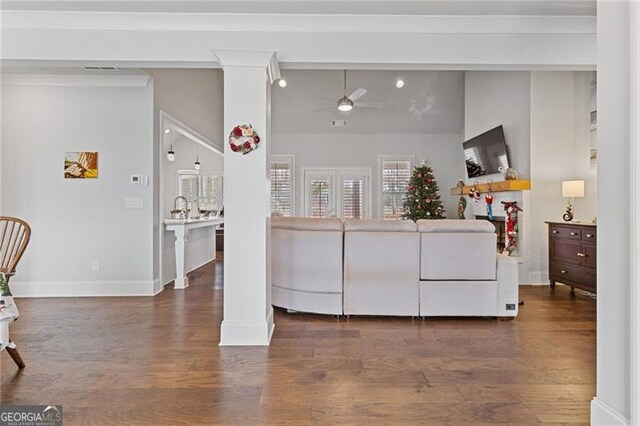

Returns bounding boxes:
[549,263,596,291]
[582,229,597,243]
[549,225,582,240]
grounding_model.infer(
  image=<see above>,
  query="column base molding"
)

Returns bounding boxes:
[591,397,629,425]
[219,309,274,346]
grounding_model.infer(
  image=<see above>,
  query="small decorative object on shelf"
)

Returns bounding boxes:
[456,180,466,219]
[403,161,445,220]
[498,166,519,180]
[228,124,261,155]
[501,201,523,256]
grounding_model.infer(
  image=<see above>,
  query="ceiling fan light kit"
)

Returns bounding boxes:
[337,96,354,111]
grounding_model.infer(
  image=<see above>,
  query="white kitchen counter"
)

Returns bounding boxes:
[164,217,224,289]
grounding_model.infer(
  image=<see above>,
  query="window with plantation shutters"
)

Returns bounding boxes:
[309,179,331,218]
[342,178,364,220]
[303,167,370,219]
[380,157,413,220]
[177,171,223,212]
[270,156,294,217]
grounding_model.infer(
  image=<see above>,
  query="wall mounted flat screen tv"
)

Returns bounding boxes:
[463,125,510,178]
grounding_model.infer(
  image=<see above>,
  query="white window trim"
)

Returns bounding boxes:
[378,155,415,220]
[270,154,295,217]
[301,166,372,219]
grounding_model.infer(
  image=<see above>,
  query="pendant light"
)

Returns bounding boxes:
[166,145,175,162]
[194,156,201,171]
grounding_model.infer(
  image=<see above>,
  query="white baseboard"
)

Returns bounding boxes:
[591,397,630,425]
[152,279,163,295]
[528,270,549,285]
[11,279,158,297]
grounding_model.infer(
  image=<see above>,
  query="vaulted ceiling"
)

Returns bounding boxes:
[272,70,464,134]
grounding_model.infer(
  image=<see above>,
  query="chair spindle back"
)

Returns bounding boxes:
[0,217,31,275]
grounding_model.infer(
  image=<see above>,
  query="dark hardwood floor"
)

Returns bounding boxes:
[1,256,595,424]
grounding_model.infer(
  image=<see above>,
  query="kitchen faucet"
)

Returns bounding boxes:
[173,196,188,217]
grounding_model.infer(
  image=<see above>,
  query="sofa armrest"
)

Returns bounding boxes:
[496,255,519,317]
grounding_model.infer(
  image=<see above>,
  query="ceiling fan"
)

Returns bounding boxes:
[314,70,383,112]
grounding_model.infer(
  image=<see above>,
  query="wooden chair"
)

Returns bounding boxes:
[0,216,31,368]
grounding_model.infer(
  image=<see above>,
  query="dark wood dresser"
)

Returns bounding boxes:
[546,221,597,294]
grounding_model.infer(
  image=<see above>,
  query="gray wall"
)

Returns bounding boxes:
[465,71,531,180]
[1,80,155,294]
[272,132,464,218]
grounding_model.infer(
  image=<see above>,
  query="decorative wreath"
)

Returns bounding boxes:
[229,124,261,155]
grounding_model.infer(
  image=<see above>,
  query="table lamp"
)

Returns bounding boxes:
[562,180,585,222]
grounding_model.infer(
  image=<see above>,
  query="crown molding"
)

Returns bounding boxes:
[213,49,280,83]
[0,73,152,87]
[1,11,595,35]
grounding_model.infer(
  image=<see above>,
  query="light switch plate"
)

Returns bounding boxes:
[124,197,143,209]
[131,174,143,184]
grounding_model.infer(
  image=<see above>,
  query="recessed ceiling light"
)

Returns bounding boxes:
[164,128,171,134]
[396,79,405,89]
[278,79,287,88]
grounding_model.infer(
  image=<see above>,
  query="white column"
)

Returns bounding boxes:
[215,50,278,346]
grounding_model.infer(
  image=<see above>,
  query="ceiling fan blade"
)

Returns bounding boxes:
[354,101,382,109]
[313,94,337,102]
[348,88,367,102]
[312,106,335,113]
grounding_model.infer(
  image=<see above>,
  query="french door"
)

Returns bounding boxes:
[303,168,371,219]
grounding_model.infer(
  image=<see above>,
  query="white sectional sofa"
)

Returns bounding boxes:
[271,217,344,315]
[343,219,420,316]
[271,217,519,319]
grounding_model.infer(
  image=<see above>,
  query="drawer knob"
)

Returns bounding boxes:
[561,270,567,274]
[570,232,578,236]
[586,234,594,238]
[577,252,586,257]
[552,230,559,234]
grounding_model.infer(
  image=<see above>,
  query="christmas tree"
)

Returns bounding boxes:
[403,163,445,221]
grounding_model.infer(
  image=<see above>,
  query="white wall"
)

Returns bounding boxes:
[272,133,464,218]
[592,1,631,423]
[1,77,156,296]
[143,69,224,283]
[529,72,586,284]
[162,132,223,285]
[465,71,531,180]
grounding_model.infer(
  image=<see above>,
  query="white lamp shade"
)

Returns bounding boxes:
[562,180,585,198]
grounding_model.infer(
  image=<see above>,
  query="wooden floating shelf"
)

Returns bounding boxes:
[450,180,531,196]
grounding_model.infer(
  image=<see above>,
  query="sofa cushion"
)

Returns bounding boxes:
[344,219,417,232]
[271,216,343,231]
[417,219,495,233]
[420,232,497,280]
